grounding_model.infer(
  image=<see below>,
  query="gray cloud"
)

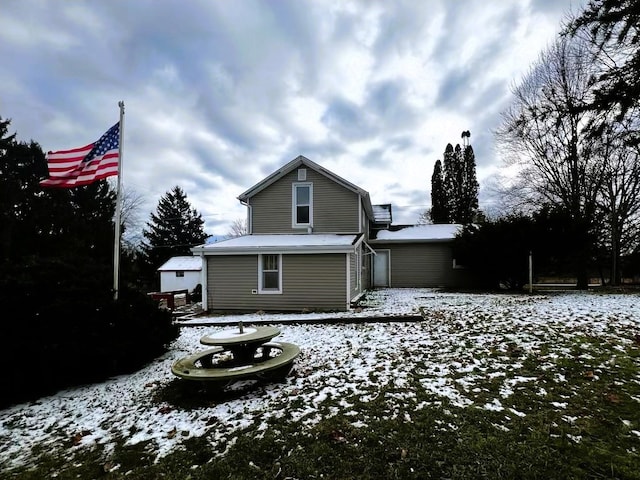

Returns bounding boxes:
[0,0,585,236]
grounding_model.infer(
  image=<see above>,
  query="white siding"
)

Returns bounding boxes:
[160,270,201,293]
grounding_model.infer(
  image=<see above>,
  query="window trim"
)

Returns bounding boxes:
[258,254,282,294]
[452,258,466,269]
[292,182,313,228]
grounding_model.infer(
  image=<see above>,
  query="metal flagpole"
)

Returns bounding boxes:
[113,101,125,300]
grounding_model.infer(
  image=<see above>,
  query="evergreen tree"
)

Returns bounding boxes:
[0,117,20,261]
[430,159,448,223]
[141,186,209,288]
[566,0,640,119]
[459,144,479,224]
[429,133,479,225]
[442,143,457,221]
[0,116,179,407]
[0,117,116,265]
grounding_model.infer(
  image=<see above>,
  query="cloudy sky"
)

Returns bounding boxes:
[1,0,585,238]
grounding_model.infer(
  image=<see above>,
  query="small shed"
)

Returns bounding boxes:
[157,256,203,293]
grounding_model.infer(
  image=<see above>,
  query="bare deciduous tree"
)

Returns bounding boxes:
[594,120,640,284]
[495,35,606,288]
[119,186,146,246]
[226,218,248,238]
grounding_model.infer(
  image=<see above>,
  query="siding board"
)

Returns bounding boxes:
[250,169,360,233]
[208,253,347,311]
[373,243,454,287]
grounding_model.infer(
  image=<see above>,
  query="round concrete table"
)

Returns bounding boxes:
[171,323,300,386]
[200,325,281,363]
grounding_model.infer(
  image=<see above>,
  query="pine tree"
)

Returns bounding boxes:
[430,159,448,223]
[141,186,209,288]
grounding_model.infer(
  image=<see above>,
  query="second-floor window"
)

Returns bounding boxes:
[293,183,312,227]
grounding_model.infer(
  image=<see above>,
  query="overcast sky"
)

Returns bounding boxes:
[1,0,585,238]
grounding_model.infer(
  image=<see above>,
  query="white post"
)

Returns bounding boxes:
[528,250,533,294]
[113,101,125,300]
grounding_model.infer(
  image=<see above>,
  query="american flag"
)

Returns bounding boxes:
[40,122,120,188]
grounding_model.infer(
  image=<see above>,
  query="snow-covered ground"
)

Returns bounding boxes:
[1,288,639,469]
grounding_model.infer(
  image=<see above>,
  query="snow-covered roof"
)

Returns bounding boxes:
[371,224,462,242]
[157,256,203,271]
[192,233,363,255]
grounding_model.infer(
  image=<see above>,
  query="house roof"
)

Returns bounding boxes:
[370,224,463,243]
[157,255,203,271]
[192,233,363,255]
[237,155,375,219]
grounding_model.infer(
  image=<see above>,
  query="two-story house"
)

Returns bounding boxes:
[191,155,472,312]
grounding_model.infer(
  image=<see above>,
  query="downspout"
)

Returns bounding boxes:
[199,251,207,311]
[240,199,252,234]
[346,253,351,310]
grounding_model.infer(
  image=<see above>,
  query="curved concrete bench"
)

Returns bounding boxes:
[171,342,301,383]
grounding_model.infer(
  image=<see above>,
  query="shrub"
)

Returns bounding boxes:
[0,259,179,409]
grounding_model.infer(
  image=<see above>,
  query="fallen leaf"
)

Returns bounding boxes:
[71,430,91,446]
[605,392,621,404]
[330,430,347,443]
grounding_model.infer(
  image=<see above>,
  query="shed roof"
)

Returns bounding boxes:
[157,256,203,271]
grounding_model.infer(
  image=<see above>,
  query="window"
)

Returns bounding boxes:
[259,254,282,293]
[175,271,184,278]
[452,258,466,269]
[292,183,312,227]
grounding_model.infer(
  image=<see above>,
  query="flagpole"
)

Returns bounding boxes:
[113,101,125,300]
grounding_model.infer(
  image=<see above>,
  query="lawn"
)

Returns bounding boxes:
[1,289,639,479]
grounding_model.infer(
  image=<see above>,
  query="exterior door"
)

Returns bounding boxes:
[373,250,390,287]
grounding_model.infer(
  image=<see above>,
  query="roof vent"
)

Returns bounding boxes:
[298,168,307,181]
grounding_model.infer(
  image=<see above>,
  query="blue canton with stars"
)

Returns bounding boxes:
[85,122,119,163]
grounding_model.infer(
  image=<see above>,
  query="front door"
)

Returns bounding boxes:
[373,250,390,287]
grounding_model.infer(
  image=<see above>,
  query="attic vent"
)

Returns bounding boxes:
[297,168,307,181]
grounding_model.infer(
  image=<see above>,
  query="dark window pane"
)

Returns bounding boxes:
[263,271,279,289]
[297,206,309,224]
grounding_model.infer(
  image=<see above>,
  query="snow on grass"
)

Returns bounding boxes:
[0,289,639,469]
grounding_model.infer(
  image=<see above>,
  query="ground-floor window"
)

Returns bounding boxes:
[259,254,282,293]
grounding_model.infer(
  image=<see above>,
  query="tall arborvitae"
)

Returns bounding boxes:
[442,143,457,221]
[430,159,449,223]
[459,144,479,224]
[430,132,479,225]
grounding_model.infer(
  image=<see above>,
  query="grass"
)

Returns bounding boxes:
[2,296,640,479]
